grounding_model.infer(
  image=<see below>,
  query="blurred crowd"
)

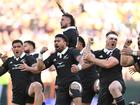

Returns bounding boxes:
[0,0,140,81]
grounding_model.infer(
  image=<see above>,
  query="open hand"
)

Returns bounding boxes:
[18,62,30,71]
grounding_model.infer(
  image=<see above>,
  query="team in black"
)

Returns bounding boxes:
[1,12,140,105]
[0,40,43,105]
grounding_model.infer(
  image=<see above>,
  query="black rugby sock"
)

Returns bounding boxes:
[115,96,125,105]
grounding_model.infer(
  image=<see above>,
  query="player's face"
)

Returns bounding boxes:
[60,16,70,29]
[12,43,24,58]
[54,37,67,52]
[106,35,118,49]
[76,41,83,51]
[23,43,32,54]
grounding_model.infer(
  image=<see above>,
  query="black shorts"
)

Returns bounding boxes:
[55,81,81,105]
[12,84,34,105]
[55,88,72,105]
[97,79,126,105]
[82,79,97,103]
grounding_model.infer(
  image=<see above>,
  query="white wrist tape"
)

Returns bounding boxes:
[132,51,137,56]
[38,53,43,59]
[77,64,82,71]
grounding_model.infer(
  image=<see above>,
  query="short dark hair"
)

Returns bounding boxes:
[12,40,23,46]
[55,34,69,43]
[24,40,36,49]
[78,36,85,47]
[106,31,118,37]
[62,13,75,26]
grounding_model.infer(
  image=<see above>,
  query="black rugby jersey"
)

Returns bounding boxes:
[30,53,42,83]
[79,50,99,81]
[94,48,122,85]
[63,27,79,48]
[79,65,98,81]
[43,48,80,86]
[1,54,36,91]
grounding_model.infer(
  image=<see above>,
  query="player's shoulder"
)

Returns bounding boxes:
[7,56,16,61]
[23,54,32,58]
[113,48,120,53]
[69,47,79,53]
[49,52,57,57]
[93,49,103,54]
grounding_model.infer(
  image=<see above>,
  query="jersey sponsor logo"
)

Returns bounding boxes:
[63,55,69,59]
[58,62,63,65]
[20,59,25,63]
[12,64,21,70]
[57,62,65,68]
[53,59,57,62]
[10,61,13,64]
[99,55,103,58]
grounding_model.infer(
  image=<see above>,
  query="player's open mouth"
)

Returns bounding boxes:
[15,51,19,54]
[111,43,115,47]
[55,45,59,49]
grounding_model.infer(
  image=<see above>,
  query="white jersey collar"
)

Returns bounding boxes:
[63,26,76,32]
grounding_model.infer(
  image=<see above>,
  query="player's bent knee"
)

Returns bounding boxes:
[69,81,82,98]
[30,82,43,91]
[108,85,116,93]
[108,81,122,93]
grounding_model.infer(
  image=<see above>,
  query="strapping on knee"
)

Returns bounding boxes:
[69,81,82,98]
